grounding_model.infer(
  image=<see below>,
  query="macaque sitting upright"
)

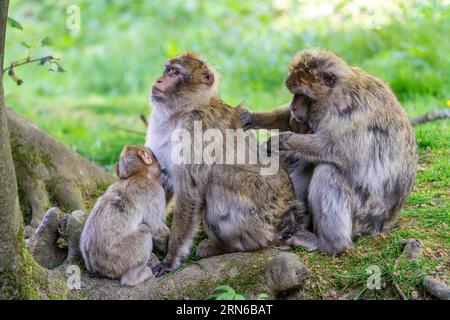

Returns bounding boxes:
[80,145,169,286]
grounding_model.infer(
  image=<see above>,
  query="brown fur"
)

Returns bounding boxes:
[79,145,169,285]
[146,53,304,275]
[241,49,418,255]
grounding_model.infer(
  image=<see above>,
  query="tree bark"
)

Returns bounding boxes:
[0,0,25,299]
[6,107,114,237]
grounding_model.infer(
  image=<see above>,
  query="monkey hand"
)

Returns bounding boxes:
[277,132,296,151]
[265,132,296,155]
[153,258,178,277]
[239,107,254,131]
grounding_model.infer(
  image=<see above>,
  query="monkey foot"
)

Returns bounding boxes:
[153,259,177,277]
[285,230,319,252]
[239,107,254,131]
[196,239,224,258]
[147,254,160,270]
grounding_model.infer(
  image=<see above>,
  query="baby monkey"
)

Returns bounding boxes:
[80,145,169,286]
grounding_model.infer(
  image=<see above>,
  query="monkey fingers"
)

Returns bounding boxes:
[147,254,161,271]
[239,107,254,131]
[277,132,297,151]
[264,133,293,156]
[154,259,177,277]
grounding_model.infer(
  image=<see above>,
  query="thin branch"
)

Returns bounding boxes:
[139,113,148,127]
[2,55,59,74]
[411,108,450,126]
[109,124,146,136]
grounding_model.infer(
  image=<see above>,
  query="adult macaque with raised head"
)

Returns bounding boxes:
[241,49,418,256]
[80,145,169,286]
[146,52,307,275]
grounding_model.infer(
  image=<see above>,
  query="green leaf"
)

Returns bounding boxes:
[214,285,235,294]
[257,293,268,300]
[20,41,30,48]
[41,36,52,47]
[7,17,23,30]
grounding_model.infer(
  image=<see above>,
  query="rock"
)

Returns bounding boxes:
[402,239,423,260]
[29,207,66,269]
[59,210,88,264]
[264,252,309,294]
[423,276,450,300]
[24,225,36,239]
[74,249,281,300]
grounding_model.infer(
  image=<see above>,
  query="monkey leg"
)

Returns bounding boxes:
[118,224,154,286]
[152,224,170,254]
[307,164,354,256]
[120,263,154,287]
[289,164,314,203]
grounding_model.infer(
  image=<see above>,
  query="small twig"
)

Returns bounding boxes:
[391,239,423,300]
[411,109,450,126]
[109,124,146,136]
[139,113,148,128]
[393,281,408,300]
[2,55,59,74]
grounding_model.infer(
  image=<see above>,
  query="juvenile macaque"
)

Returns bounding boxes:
[146,52,305,275]
[242,49,418,255]
[79,145,169,286]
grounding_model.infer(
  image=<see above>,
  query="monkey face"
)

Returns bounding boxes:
[151,53,214,103]
[289,92,313,124]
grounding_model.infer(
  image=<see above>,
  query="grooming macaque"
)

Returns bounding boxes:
[242,49,418,255]
[146,52,304,275]
[80,145,169,286]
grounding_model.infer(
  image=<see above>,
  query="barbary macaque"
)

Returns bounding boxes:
[79,145,169,286]
[146,52,306,275]
[241,49,418,255]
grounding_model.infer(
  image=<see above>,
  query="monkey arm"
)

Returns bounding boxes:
[240,104,292,131]
[277,132,344,169]
[156,165,207,275]
[159,170,174,202]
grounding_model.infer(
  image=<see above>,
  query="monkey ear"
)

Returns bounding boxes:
[202,70,215,86]
[138,150,153,165]
[321,72,337,87]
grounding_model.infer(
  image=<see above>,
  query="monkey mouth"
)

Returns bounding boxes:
[151,86,165,98]
[291,114,305,124]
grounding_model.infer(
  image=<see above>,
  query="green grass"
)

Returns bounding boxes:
[3,0,449,299]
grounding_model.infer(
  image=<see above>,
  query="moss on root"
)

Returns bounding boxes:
[1,225,68,300]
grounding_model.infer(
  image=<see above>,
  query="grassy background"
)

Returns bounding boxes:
[4,0,449,299]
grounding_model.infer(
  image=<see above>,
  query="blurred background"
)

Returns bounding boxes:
[4,0,449,170]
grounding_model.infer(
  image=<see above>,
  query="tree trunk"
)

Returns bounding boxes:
[0,0,26,299]
[6,107,115,237]
[0,1,68,300]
